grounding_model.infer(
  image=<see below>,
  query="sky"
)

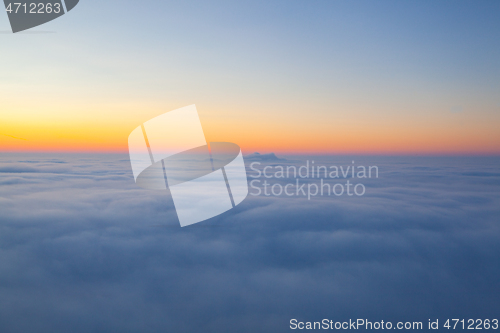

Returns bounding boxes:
[1,4,500,331]
[1,0,499,154]
[0,153,499,332]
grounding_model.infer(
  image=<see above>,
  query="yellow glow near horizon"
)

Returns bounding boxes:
[2,99,499,155]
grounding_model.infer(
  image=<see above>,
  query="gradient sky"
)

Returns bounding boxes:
[1,0,499,154]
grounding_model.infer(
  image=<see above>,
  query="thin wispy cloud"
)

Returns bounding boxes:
[2,133,27,141]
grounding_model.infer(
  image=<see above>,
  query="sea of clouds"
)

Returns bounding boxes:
[0,153,499,333]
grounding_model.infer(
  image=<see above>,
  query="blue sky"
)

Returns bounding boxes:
[1,0,499,153]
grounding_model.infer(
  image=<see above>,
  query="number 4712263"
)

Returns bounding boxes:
[6,3,62,14]
[444,319,499,330]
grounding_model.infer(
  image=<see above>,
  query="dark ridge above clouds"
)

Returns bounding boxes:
[244,152,285,161]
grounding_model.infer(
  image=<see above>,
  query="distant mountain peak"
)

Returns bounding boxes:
[245,152,285,161]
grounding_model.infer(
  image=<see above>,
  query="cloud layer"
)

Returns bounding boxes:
[0,153,499,333]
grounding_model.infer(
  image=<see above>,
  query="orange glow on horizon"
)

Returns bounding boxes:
[2,103,499,156]
[2,131,499,156]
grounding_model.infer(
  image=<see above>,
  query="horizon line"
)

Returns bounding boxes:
[1,148,499,157]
